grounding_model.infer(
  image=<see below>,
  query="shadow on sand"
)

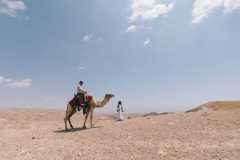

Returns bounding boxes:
[54,126,103,133]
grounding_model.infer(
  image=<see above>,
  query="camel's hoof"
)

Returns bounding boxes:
[82,126,86,129]
[70,126,74,129]
[65,128,68,131]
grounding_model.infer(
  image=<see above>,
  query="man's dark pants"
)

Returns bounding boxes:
[76,93,85,112]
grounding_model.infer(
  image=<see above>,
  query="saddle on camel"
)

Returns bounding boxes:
[69,94,93,114]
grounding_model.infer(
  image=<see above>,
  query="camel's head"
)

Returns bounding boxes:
[105,94,114,99]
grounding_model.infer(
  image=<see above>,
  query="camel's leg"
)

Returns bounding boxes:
[64,104,75,130]
[82,111,89,129]
[64,116,68,131]
[64,104,72,130]
[90,109,94,128]
[68,109,76,129]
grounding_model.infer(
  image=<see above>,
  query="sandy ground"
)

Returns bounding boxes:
[0,108,240,160]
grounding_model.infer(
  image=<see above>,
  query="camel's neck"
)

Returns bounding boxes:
[97,96,111,108]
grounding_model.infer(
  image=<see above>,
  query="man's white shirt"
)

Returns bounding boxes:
[76,84,87,94]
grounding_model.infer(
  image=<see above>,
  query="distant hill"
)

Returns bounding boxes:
[186,101,240,112]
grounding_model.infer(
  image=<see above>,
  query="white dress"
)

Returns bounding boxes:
[117,105,124,121]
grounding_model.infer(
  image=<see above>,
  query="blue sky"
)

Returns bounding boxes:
[0,0,240,113]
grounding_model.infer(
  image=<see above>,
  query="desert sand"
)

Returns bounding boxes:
[0,107,240,160]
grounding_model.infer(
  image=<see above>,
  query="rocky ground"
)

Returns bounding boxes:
[0,108,239,160]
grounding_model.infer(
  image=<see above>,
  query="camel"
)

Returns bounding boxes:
[64,94,114,131]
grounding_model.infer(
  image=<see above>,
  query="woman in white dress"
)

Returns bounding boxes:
[117,101,124,121]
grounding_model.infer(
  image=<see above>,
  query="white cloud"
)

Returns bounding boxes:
[126,0,175,32]
[192,0,240,24]
[224,0,240,11]
[129,0,175,23]
[0,76,32,88]
[83,34,93,42]
[0,76,12,84]
[0,0,27,17]
[77,66,86,71]
[0,76,3,83]
[7,78,32,88]
[144,38,151,46]
[126,25,137,32]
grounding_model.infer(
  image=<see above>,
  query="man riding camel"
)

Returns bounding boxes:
[76,81,87,113]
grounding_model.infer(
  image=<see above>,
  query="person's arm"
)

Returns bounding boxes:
[121,106,124,112]
[78,86,87,94]
[77,86,81,93]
